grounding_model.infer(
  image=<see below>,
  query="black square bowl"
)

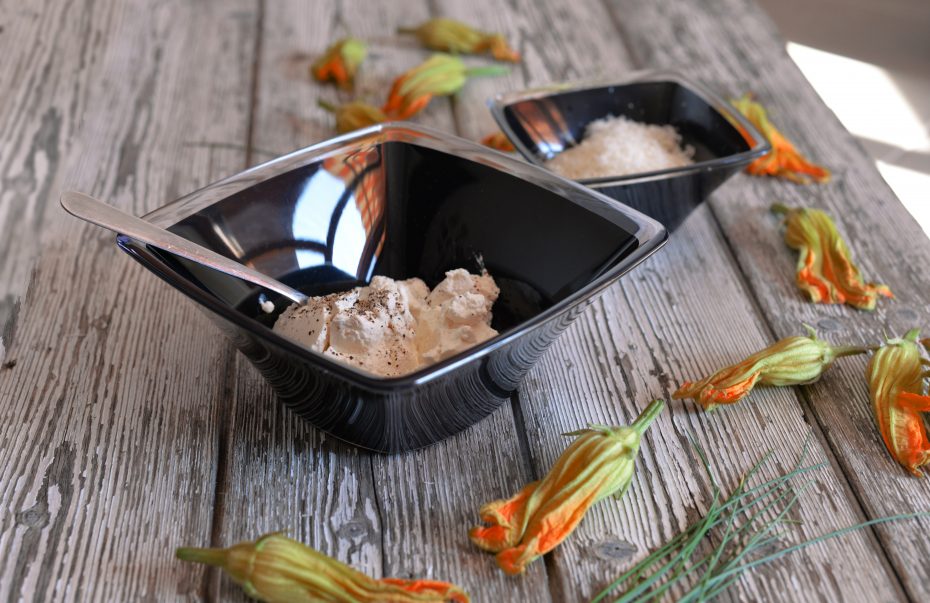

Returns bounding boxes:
[489,71,771,232]
[118,123,666,452]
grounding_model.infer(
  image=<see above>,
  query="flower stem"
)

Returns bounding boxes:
[632,399,665,434]
[833,344,874,357]
[463,65,510,78]
[770,202,791,215]
[175,547,227,567]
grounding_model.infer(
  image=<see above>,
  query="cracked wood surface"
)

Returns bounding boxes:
[0,0,928,601]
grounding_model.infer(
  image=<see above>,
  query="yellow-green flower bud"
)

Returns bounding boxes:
[311,38,367,89]
[177,532,469,602]
[399,18,520,62]
[470,399,663,574]
[674,326,868,410]
[867,329,930,476]
[318,100,387,134]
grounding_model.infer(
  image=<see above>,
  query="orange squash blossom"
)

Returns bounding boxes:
[470,399,663,575]
[732,93,830,184]
[382,54,508,120]
[177,532,469,602]
[773,204,893,310]
[866,329,930,477]
[311,38,367,89]
[399,18,520,62]
[674,326,868,410]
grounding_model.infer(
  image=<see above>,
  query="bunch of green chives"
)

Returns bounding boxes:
[592,438,928,603]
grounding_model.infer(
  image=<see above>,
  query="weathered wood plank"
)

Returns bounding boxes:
[210,1,550,601]
[0,0,111,354]
[607,0,930,599]
[207,3,387,600]
[0,1,257,600]
[442,0,907,600]
[366,2,550,597]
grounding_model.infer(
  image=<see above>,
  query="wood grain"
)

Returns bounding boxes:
[0,0,257,600]
[607,0,930,598]
[0,0,109,353]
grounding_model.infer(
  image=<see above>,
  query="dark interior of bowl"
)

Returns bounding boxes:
[152,140,643,345]
[496,80,761,232]
[502,80,751,165]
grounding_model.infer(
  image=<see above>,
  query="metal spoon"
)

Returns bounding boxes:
[60,191,308,307]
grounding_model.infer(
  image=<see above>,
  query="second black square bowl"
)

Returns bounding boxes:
[489,71,771,232]
[118,123,666,452]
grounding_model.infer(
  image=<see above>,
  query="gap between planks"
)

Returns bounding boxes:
[204,1,265,601]
[244,0,266,169]
[205,348,240,602]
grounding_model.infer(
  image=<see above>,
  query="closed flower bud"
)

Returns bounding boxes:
[674,326,867,410]
[866,329,930,476]
[176,532,469,602]
[773,204,893,310]
[319,100,388,134]
[470,399,663,575]
[311,38,367,89]
[399,18,520,62]
[382,54,508,120]
[732,93,829,184]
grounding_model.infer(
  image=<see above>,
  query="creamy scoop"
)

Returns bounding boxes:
[272,269,500,377]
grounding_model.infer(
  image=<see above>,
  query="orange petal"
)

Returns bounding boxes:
[495,538,540,576]
[469,481,538,552]
[898,392,930,413]
[697,373,762,408]
[379,578,470,602]
[733,94,830,184]
[469,402,663,574]
[486,35,521,62]
[673,369,762,409]
[777,205,892,310]
[481,131,515,152]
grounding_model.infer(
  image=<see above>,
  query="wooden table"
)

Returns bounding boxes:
[2,1,929,601]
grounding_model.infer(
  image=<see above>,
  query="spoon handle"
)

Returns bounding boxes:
[60,191,308,306]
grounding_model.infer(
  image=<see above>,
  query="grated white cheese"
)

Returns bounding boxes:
[545,115,695,179]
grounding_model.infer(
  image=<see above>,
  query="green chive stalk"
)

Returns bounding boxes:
[592,438,930,602]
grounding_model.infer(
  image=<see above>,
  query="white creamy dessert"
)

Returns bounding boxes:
[272,269,500,377]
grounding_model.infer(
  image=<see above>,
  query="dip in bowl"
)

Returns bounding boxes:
[118,123,666,452]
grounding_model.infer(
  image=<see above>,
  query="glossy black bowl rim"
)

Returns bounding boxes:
[117,122,667,393]
[487,69,772,187]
